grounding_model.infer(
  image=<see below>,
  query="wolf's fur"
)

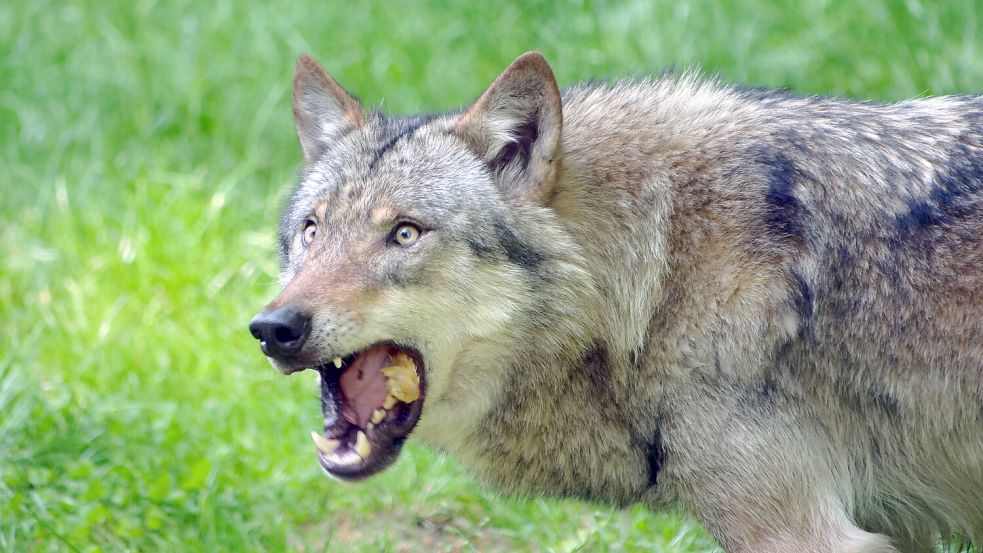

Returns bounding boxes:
[261,52,983,552]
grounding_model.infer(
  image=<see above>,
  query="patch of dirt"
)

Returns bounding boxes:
[289,506,517,552]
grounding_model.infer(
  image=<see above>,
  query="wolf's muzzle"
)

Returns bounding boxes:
[248,307,311,359]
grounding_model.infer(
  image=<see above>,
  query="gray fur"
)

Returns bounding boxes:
[258,53,983,552]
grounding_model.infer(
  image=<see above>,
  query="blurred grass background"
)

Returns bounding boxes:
[1,0,981,551]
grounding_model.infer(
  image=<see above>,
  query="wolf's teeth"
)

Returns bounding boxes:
[382,353,420,403]
[311,431,340,456]
[383,395,397,410]
[355,431,371,458]
[371,408,386,424]
[333,357,343,368]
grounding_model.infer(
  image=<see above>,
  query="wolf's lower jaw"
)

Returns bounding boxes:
[310,343,426,480]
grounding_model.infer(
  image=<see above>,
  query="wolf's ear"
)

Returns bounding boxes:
[454,52,563,204]
[292,54,364,162]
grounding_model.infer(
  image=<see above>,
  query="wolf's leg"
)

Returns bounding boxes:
[663,384,900,553]
[745,532,898,553]
[729,529,899,553]
[683,482,900,553]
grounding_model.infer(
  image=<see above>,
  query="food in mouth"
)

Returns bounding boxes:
[309,344,424,479]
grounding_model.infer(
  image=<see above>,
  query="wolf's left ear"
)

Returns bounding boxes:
[292,54,364,162]
[454,52,563,204]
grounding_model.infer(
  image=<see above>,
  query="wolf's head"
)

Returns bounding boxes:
[249,53,592,479]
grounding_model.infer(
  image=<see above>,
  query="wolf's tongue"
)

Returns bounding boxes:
[339,345,392,428]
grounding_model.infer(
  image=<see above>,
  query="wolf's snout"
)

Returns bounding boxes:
[248,307,311,359]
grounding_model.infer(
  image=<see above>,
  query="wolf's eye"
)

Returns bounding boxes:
[392,223,421,246]
[302,220,317,247]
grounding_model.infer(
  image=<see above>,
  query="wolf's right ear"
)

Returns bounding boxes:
[292,54,364,162]
[454,52,563,205]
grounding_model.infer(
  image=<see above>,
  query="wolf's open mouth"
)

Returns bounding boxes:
[310,342,425,479]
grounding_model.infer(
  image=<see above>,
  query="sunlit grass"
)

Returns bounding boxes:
[2,0,981,550]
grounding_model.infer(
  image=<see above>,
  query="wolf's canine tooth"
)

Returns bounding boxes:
[371,408,386,424]
[355,431,371,458]
[333,357,343,369]
[310,431,340,456]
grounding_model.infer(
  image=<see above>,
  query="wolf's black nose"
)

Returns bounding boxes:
[248,308,311,358]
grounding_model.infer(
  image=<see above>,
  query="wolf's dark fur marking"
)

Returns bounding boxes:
[367,115,434,170]
[646,426,663,488]
[493,219,545,270]
[759,148,810,246]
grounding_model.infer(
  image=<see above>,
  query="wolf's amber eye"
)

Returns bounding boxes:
[392,223,421,246]
[302,220,317,246]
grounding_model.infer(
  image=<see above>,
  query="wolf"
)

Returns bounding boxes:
[248,52,983,552]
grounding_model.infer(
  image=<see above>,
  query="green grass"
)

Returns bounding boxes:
[2,0,981,550]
